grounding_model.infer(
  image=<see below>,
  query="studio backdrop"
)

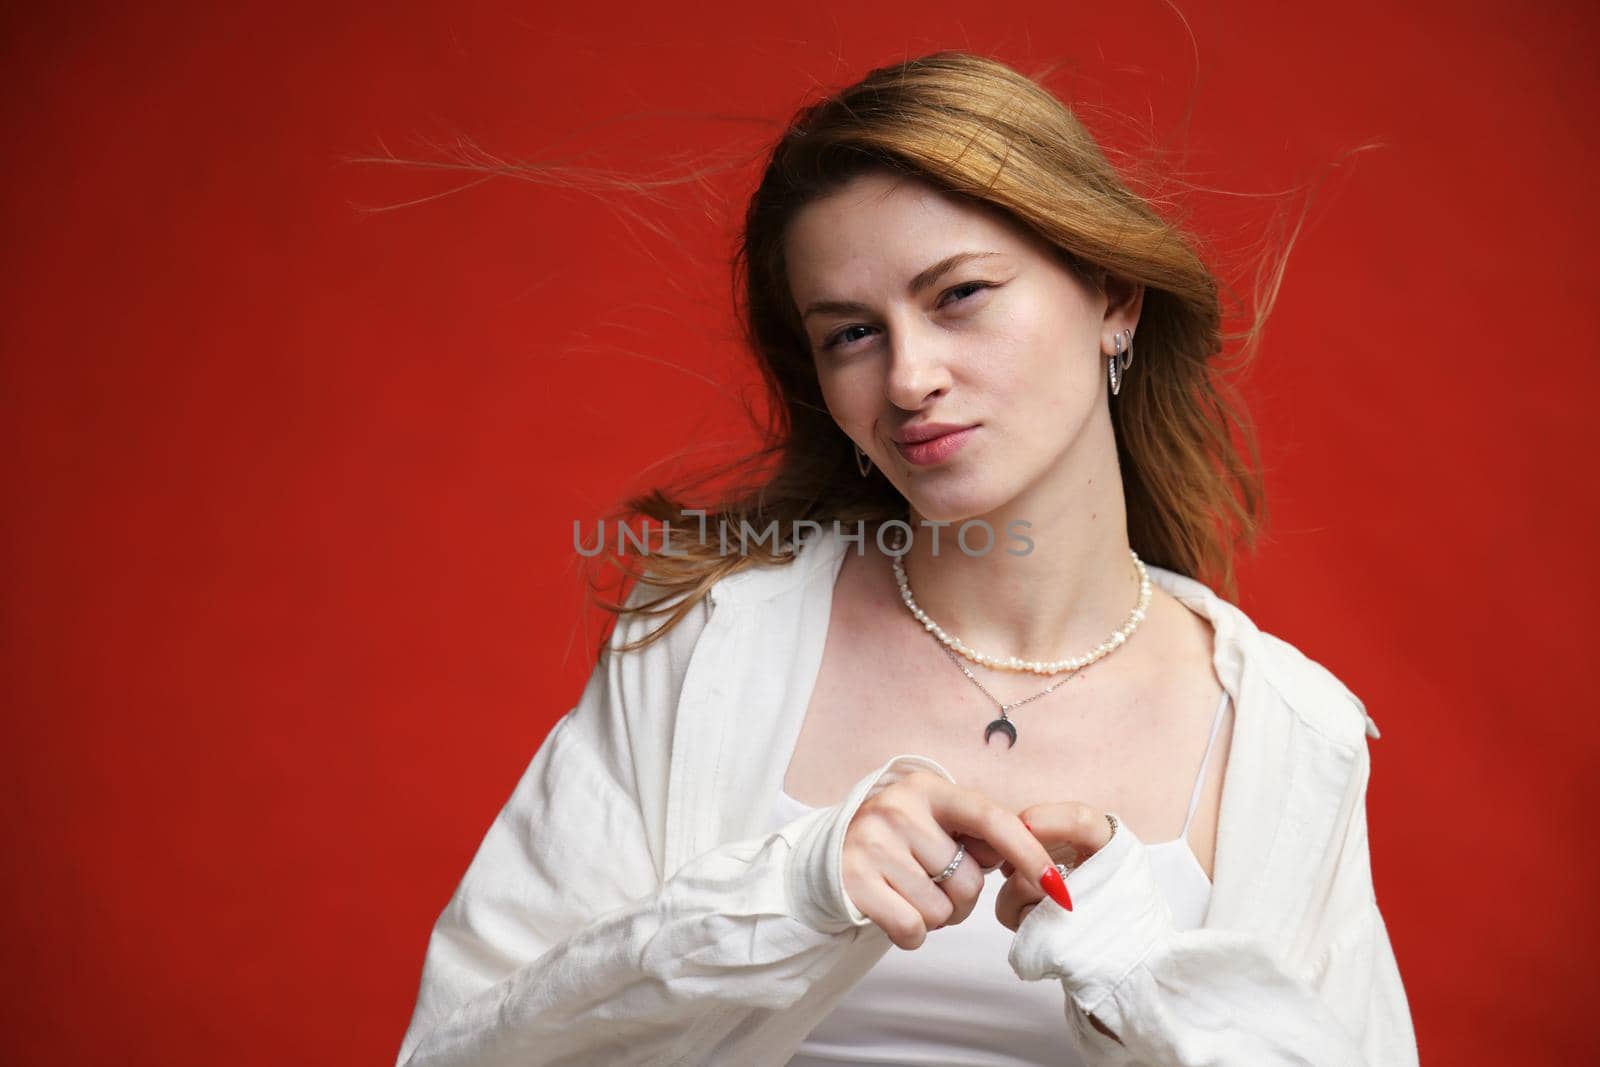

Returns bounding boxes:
[2,1,1594,1063]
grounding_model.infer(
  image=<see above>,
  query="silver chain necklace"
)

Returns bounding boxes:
[935,642,1086,748]
[886,523,1139,746]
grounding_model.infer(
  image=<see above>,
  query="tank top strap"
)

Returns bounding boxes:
[1180,688,1232,838]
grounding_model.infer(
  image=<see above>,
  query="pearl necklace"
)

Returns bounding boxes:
[892,542,1153,676]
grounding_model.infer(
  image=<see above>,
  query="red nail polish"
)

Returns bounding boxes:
[1040,865,1073,911]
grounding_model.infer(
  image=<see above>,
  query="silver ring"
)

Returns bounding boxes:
[1057,814,1119,875]
[930,842,966,884]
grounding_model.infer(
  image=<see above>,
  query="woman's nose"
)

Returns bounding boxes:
[884,326,954,409]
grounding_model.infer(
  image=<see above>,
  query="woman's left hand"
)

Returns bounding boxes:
[993,801,1117,931]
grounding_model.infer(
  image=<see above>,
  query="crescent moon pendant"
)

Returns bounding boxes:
[983,717,1018,748]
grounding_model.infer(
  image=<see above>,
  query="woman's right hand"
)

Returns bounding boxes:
[841,770,1059,949]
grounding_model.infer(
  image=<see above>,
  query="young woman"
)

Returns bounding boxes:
[395,51,1419,1065]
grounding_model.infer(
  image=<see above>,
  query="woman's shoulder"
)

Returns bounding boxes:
[609,570,714,669]
[1149,563,1380,751]
[1252,626,1379,746]
[702,523,847,607]
[609,527,837,658]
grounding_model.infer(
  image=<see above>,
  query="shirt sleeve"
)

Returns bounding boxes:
[393,590,945,1066]
[1008,739,1418,1066]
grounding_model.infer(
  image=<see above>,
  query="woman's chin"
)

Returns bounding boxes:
[898,491,1012,531]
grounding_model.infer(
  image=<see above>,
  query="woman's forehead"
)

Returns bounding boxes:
[784,179,1029,295]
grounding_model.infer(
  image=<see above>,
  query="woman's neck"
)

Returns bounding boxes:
[894,469,1137,667]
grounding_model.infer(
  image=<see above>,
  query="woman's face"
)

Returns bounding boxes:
[783,170,1138,525]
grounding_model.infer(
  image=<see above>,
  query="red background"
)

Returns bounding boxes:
[3,2,1595,1063]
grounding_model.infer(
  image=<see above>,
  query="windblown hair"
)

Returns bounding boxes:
[595,50,1282,653]
[363,49,1317,659]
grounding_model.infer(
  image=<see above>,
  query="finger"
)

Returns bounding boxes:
[851,873,933,950]
[847,779,987,936]
[962,835,1004,872]
[994,877,1044,931]
[1016,801,1116,862]
[882,805,979,912]
[844,839,935,950]
[945,889,981,927]
[937,856,987,927]
[993,869,1045,932]
[898,833,983,929]
[929,789,1056,894]
[882,853,956,936]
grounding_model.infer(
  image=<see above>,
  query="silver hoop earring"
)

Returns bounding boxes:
[1109,329,1134,396]
[854,442,873,477]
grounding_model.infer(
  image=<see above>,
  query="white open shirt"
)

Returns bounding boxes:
[396,525,1419,1065]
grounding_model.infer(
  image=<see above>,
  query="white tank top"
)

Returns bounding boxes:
[766,689,1231,1066]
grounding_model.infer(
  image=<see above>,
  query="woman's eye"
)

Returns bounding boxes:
[943,281,989,304]
[823,324,874,351]
[820,282,992,351]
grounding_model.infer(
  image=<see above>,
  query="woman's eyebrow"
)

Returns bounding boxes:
[801,251,1006,320]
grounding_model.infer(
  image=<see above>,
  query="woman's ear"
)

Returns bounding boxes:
[1102,272,1145,336]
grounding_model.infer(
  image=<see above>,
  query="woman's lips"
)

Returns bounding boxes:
[893,426,976,466]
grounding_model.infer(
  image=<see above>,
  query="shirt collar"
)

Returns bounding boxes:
[706,521,1375,744]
